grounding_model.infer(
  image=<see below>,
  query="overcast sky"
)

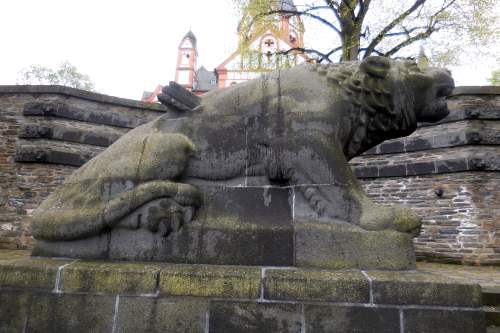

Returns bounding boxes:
[0,0,497,100]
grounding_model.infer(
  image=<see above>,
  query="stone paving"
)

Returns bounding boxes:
[417,262,500,293]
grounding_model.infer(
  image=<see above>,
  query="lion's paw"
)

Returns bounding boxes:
[146,199,195,236]
[359,204,421,235]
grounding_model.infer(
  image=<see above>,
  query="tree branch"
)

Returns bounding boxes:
[277,46,342,63]
[250,8,343,37]
[324,0,342,24]
[363,0,427,58]
[383,29,435,57]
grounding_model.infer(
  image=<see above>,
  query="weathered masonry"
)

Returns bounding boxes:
[0,85,498,265]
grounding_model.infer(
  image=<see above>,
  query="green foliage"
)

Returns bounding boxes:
[489,69,500,86]
[17,61,95,91]
[233,0,499,65]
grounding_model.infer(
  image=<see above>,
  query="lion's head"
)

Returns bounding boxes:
[311,56,454,158]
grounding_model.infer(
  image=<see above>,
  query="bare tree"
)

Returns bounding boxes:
[235,0,498,63]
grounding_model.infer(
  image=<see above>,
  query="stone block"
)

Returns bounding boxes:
[406,161,435,176]
[379,164,407,177]
[294,220,416,270]
[264,269,369,302]
[209,301,302,333]
[33,234,110,259]
[406,138,433,151]
[160,264,261,299]
[368,270,482,306]
[26,293,116,333]
[0,257,71,290]
[61,261,163,295]
[435,158,467,173]
[379,140,405,154]
[354,166,378,178]
[403,308,486,333]
[305,304,400,333]
[195,185,294,266]
[116,296,208,332]
[0,290,29,333]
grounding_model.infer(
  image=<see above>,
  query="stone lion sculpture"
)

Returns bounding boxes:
[32,56,454,242]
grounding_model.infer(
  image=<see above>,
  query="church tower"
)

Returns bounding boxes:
[175,31,198,91]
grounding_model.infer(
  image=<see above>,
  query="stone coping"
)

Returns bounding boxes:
[0,85,169,112]
[451,86,500,96]
[0,251,482,307]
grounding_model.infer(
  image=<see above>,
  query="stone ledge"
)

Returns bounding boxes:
[452,86,500,96]
[366,270,482,307]
[264,269,369,303]
[352,146,500,178]
[0,85,169,111]
[160,264,261,299]
[0,251,486,333]
[0,253,483,307]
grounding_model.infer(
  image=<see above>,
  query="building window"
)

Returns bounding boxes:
[210,79,216,85]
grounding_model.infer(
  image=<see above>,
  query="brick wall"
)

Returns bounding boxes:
[359,172,500,265]
[0,85,498,265]
[0,86,168,249]
[352,86,500,265]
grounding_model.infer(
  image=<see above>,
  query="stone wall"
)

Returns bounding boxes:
[352,87,500,265]
[0,251,486,333]
[0,86,168,249]
[0,85,498,265]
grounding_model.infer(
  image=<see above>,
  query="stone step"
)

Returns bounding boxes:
[484,288,500,306]
[484,306,500,330]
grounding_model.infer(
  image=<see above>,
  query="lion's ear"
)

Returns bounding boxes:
[360,56,390,79]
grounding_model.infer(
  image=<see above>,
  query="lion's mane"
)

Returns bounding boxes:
[310,60,422,159]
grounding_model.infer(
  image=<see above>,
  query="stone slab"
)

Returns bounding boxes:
[160,264,261,299]
[25,293,116,333]
[0,290,29,333]
[61,261,163,295]
[264,269,369,302]
[209,301,302,333]
[305,304,400,333]
[368,270,482,307]
[294,220,416,270]
[403,308,486,333]
[0,257,72,290]
[116,296,208,332]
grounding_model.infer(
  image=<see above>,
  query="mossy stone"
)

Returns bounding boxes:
[264,269,369,302]
[160,264,261,299]
[61,261,164,294]
[0,257,73,290]
[368,270,483,307]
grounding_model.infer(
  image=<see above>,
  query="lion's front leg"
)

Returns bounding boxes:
[284,143,421,234]
[282,143,361,224]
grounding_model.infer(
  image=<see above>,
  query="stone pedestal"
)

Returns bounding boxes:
[33,185,416,270]
[0,251,486,333]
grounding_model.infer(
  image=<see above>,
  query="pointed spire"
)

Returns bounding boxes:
[182,30,197,49]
